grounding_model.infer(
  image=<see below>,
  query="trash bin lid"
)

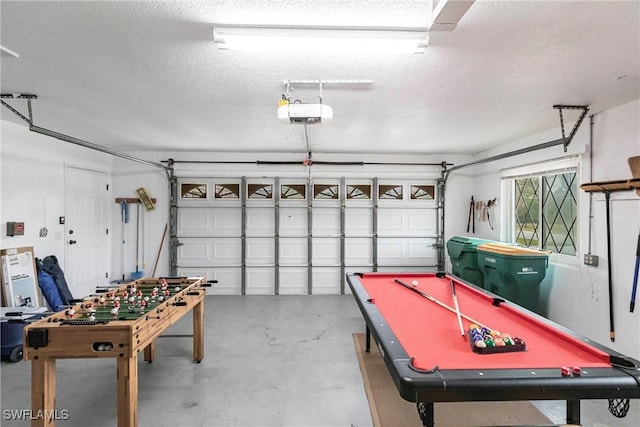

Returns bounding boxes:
[477,243,549,257]
[447,236,494,258]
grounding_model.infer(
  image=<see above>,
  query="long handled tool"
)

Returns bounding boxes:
[152,224,168,277]
[631,230,639,313]
[604,191,615,342]
[120,200,129,280]
[131,203,143,279]
[467,196,474,233]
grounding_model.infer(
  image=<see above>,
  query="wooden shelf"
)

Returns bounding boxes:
[115,197,157,204]
[580,178,640,193]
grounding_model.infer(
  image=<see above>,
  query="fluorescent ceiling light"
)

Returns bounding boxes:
[213,25,428,54]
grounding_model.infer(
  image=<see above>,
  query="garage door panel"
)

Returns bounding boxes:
[345,209,372,236]
[345,238,373,266]
[408,209,437,234]
[311,268,341,294]
[378,238,437,266]
[178,208,241,236]
[279,267,307,295]
[312,208,340,236]
[178,238,241,266]
[246,238,275,265]
[177,267,241,295]
[177,210,211,236]
[279,238,307,264]
[312,238,340,265]
[378,209,435,237]
[246,208,275,236]
[246,267,275,295]
[377,266,434,273]
[280,208,307,236]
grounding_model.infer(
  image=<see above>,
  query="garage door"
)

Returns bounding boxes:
[175,177,438,295]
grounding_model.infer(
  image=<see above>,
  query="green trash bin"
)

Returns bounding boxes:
[446,236,495,288]
[476,243,549,314]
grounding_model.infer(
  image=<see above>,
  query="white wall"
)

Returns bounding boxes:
[110,155,170,279]
[456,100,640,359]
[0,120,115,292]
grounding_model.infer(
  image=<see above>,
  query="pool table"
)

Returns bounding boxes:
[347,272,640,427]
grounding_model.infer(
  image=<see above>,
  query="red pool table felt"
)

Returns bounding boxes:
[359,273,611,371]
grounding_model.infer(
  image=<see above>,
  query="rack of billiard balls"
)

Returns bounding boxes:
[468,324,526,354]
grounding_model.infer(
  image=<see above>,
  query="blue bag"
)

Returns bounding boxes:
[37,269,64,311]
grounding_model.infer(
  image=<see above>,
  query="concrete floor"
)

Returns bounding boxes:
[1,295,639,427]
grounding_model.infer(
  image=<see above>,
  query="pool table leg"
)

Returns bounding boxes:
[365,325,371,353]
[566,400,581,425]
[416,402,434,427]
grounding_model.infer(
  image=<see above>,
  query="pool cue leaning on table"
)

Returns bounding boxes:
[393,278,490,330]
[449,279,466,340]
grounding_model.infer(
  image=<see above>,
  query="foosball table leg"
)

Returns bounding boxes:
[193,300,204,362]
[117,356,138,427]
[143,341,156,362]
[31,358,56,427]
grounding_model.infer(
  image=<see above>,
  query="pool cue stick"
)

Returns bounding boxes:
[450,279,466,340]
[605,191,615,341]
[393,278,489,330]
[631,231,639,313]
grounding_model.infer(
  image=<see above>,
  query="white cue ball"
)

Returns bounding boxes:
[98,344,106,351]
[411,280,419,286]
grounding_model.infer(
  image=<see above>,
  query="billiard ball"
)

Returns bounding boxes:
[411,280,419,286]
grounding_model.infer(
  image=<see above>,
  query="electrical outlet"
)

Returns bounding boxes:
[584,254,599,267]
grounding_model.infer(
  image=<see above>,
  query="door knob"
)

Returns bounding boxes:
[69,240,77,245]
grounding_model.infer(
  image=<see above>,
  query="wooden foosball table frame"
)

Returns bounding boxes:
[23,276,211,427]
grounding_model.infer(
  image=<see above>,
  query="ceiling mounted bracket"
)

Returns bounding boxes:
[553,105,590,152]
[283,79,374,87]
[1,93,37,125]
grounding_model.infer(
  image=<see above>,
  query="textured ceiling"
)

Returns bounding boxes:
[1,1,638,156]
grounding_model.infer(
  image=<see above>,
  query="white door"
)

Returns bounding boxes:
[64,166,110,298]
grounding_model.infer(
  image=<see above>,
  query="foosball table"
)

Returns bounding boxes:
[23,276,211,427]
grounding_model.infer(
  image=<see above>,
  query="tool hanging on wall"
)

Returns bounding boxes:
[131,203,143,280]
[467,196,475,233]
[120,200,129,280]
[131,188,155,279]
[469,197,498,230]
[487,198,497,230]
[631,230,639,313]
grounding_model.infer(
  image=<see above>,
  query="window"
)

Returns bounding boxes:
[512,169,577,255]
